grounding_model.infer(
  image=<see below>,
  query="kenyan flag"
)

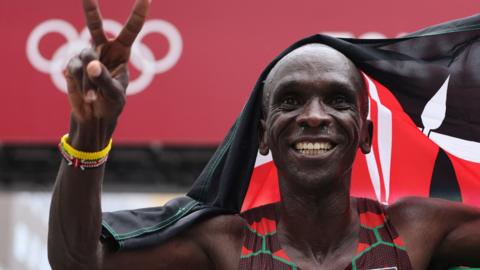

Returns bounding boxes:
[102,15,480,257]
[242,15,480,210]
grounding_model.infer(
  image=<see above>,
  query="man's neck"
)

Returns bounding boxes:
[276,173,359,261]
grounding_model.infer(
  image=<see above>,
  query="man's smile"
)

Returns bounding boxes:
[292,140,337,156]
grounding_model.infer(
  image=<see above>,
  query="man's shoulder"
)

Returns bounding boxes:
[387,196,435,215]
[386,196,479,229]
[382,197,480,267]
[185,214,246,241]
[386,196,466,221]
[385,196,450,227]
[178,214,245,268]
[384,196,473,251]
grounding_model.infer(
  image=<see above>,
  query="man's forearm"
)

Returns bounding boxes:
[48,160,105,269]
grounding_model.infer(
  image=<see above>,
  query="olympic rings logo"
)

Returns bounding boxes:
[26,19,183,95]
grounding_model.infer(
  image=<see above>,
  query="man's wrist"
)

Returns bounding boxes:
[59,134,112,170]
[69,115,116,152]
[68,132,111,152]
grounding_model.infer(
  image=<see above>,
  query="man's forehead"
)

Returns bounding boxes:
[264,44,362,93]
[276,44,351,70]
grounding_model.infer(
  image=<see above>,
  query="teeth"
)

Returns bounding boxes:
[294,141,333,152]
[298,149,328,155]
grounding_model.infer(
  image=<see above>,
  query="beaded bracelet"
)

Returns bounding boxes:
[58,134,112,170]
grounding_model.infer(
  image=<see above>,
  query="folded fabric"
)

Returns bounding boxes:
[102,14,480,250]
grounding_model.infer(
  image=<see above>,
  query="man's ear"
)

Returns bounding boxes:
[259,119,269,155]
[360,120,373,154]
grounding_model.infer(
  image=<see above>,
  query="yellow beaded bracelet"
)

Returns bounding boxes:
[60,134,112,161]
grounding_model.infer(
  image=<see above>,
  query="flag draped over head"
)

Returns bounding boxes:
[101,14,480,250]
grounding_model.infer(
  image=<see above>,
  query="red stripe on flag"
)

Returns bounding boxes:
[242,161,280,212]
[372,78,439,203]
[447,152,480,206]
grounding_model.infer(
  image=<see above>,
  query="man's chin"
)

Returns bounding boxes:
[279,166,340,188]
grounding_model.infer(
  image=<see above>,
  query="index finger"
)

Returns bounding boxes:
[83,0,108,46]
[116,0,150,47]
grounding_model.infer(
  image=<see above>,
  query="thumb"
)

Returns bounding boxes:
[86,60,124,101]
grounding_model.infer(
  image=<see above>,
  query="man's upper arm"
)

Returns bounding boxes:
[99,214,244,270]
[101,230,212,270]
[431,201,480,267]
[388,197,480,268]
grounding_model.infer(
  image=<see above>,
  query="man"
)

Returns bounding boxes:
[48,0,480,269]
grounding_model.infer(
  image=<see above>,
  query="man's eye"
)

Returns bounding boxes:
[282,97,299,106]
[331,95,347,105]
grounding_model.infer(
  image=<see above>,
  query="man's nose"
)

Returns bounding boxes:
[296,99,332,128]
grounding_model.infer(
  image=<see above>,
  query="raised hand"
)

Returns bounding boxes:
[65,0,150,150]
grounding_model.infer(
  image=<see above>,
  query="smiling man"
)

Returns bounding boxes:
[251,44,383,269]
[48,1,480,269]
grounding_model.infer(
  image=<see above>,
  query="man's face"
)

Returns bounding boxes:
[260,44,372,189]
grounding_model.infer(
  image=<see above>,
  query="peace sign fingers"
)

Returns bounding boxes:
[83,0,108,46]
[116,0,150,47]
